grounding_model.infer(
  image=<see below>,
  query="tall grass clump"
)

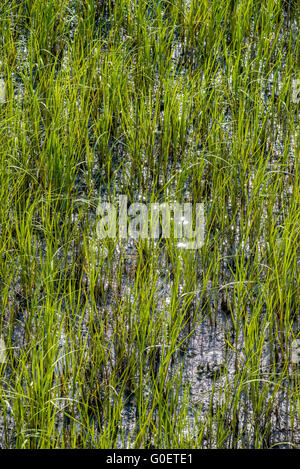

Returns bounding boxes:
[0,0,299,448]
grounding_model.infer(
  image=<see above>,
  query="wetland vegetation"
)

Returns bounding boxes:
[0,0,299,448]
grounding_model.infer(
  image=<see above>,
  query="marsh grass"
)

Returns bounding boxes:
[0,0,299,448]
